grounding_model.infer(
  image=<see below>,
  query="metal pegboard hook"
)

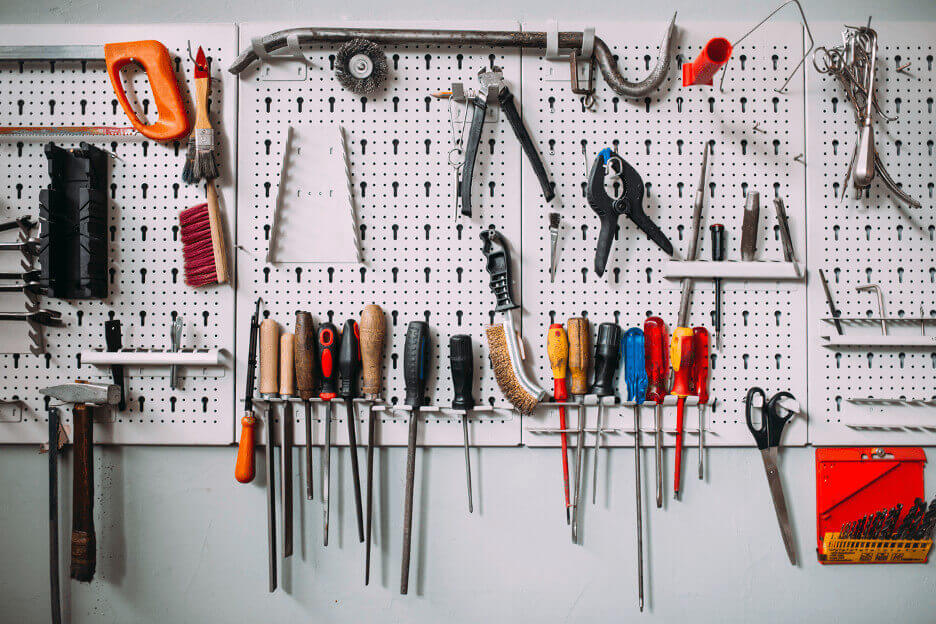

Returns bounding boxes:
[718,0,815,94]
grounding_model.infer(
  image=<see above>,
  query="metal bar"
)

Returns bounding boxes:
[0,45,104,60]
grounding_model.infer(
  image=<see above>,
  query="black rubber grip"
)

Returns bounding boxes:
[498,87,554,203]
[589,323,622,397]
[459,97,487,217]
[403,321,430,409]
[338,319,361,399]
[448,335,475,411]
[628,209,674,257]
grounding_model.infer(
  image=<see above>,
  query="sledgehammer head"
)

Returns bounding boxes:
[40,383,121,406]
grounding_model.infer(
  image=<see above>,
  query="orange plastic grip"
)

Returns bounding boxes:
[682,37,733,87]
[234,413,257,483]
[104,41,190,142]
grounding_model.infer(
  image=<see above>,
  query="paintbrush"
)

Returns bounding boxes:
[182,46,219,183]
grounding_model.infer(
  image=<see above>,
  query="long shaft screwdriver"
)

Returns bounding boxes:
[692,328,710,480]
[643,316,668,507]
[401,321,430,595]
[258,318,280,592]
[567,317,589,543]
[590,322,622,504]
[547,323,572,523]
[710,224,725,349]
[279,333,296,557]
[449,335,476,513]
[339,319,366,543]
[670,327,694,499]
[361,304,386,585]
[294,311,317,500]
[318,322,340,547]
[623,328,648,612]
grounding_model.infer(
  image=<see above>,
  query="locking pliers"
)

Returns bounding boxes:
[586,148,672,276]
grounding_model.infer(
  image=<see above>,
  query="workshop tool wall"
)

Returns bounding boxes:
[0,24,237,444]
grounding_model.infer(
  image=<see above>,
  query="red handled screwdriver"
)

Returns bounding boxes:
[643,317,668,508]
[670,327,694,499]
[692,327,710,480]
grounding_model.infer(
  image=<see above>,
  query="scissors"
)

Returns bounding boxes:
[745,387,797,565]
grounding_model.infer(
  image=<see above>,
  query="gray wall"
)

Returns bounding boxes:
[2,0,936,622]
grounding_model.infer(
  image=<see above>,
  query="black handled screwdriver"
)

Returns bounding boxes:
[590,322,622,504]
[339,319,366,543]
[318,322,340,547]
[449,335,475,514]
[401,321,430,595]
[710,224,725,350]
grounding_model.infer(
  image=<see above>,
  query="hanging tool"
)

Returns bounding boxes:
[773,198,796,264]
[294,311,317,499]
[623,328,647,611]
[279,332,296,558]
[567,316,589,543]
[670,327,694,499]
[235,299,262,484]
[0,269,40,282]
[229,18,677,100]
[339,319,366,543]
[318,321,340,547]
[676,144,710,329]
[179,188,229,286]
[643,316,668,507]
[258,318,279,591]
[710,224,725,349]
[590,322,622,504]
[0,238,41,258]
[745,387,798,564]
[104,320,126,411]
[740,191,760,261]
[38,383,120,584]
[361,304,386,585]
[856,283,887,335]
[817,269,843,336]
[548,212,562,282]
[460,67,553,218]
[482,229,546,413]
[0,41,190,141]
[692,328,710,480]
[547,323,572,523]
[46,406,63,624]
[169,317,183,390]
[0,309,63,327]
[851,26,878,190]
[682,38,733,86]
[587,148,673,277]
[449,335,476,513]
[401,320,430,595]
[334,39,390,94]
[182,46,219,184]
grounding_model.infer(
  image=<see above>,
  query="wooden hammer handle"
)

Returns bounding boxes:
[71,403,96,582]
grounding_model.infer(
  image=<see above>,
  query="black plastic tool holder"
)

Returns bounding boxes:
[38,142,108,299]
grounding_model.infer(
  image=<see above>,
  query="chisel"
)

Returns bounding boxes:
[279,332,295,557]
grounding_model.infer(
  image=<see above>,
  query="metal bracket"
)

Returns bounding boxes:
[253,34,311,81]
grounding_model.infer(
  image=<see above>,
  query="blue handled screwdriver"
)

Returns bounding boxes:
[623,328,648,612]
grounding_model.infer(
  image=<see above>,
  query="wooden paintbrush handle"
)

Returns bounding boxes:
[71,403,96,582]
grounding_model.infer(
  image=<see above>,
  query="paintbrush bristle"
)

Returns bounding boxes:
[486,323,538,415]
[179,202,219,286]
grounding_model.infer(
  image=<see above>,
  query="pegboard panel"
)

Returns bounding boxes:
[0,24,238,444]
[518,21,808,447]
[807,21,936,445]
[235,21,524,448]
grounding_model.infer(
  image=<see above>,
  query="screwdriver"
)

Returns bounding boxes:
[567,317,589,543]
[590,322,622,504]
[692,327,710,480]
[546,323,572,523]
[294,311,317,500]
[643,316,668,508]
[401,321,430,595]
[258,318,279,592]
[449,335,475,513]
[361,304,386,585]
[339,319,366,543]
[623,327,648,612]
[318,321,340,547]
[670,327,694,499]
[279,331,296,557]
[710,224,725,349]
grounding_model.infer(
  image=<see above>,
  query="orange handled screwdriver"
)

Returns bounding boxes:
[692,327,710,480]
[670,327,694,499]
[643,317,668,507]
[547,323,572,524]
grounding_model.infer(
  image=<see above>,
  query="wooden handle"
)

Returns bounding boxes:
[546,323,569,381]
[567,317,590,396]
[194,75,211,131]
[294,311,316,400]
[279,333,296,396]
[71,404,95,582]
[259,319,279,396]
[360,304,387,397]
[205,180,229,284]
[234,413,256,483]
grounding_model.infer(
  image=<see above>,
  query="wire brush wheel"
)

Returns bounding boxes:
[335,39,389,94]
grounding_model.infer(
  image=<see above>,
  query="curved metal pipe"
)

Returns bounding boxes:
[228,16,676,99]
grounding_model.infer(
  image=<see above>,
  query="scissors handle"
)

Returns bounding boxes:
[746,387,795,450]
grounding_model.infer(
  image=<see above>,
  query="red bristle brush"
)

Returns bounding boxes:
[180,181,229,286]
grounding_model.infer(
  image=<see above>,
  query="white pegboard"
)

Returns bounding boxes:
[807,21,936,445]
[518,21,809,448]
[0,24,238,444]
[234,21,525,448]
